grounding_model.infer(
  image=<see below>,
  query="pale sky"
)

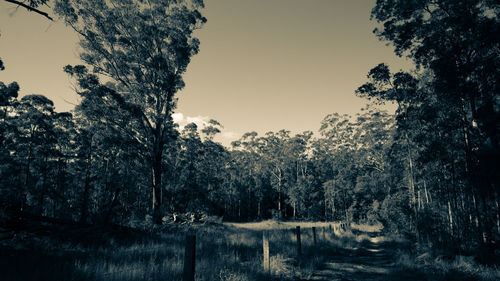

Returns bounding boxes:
[0,0,413,146]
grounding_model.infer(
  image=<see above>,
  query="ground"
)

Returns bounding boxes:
[0,219,498,281]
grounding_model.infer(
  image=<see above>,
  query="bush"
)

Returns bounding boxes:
[379,191,412,235]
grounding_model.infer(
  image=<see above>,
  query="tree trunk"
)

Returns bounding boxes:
[459,99,490,246]
[104,188,121,224]
[448,200,454,236]
[424,181,430,205]
[152,129,164,224]
[257,201,261,218]
[324,198,327,221]
[277,169,282,219]
[331,200,335,221]
[293,202,296,218]
[405,135,417,219]
[238,199,241,218]
[342,190,348,222]
[38,155,49,216]
[21,136,34,212]
[495,191,500,235]
[80,140,93,223]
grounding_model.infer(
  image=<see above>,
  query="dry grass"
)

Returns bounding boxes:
[5,220,493,281]
[350,221,384,233]
[395,250,500,281]
[0,221,349,281]
[225,219,342,231]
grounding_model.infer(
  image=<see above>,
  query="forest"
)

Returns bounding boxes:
[0,0,499,279]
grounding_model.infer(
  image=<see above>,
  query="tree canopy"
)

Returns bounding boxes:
[55,0,206,223]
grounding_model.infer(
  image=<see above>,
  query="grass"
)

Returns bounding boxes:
[0,220,346,281]
[394,248,500,281]
[1,220,498,281]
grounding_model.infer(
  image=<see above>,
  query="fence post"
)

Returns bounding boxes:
[296,226,302,259]
[262,231,270,273]
[312,227,317,245]
[183,234,196,281]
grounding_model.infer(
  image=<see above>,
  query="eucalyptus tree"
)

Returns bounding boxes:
[351,109,395,222]
[370,0,499,248]
[67,74,159,223]
[47,111,77,219]
[177,123,205,212]
[10,95,58,215]
[199,121,230,215]
[314,108,396,222]
[201,119,222,141]
[357,65,461,241]
[316,113,355,220]
[231,132,269,218]
[55,0,206,223]
[259,130,293,218]
[284,131,313,218]
[0,62,20,213]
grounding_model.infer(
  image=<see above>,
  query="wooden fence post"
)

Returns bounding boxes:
[296,226,302,259]
[183,234,196,281]
[262,231,270,273]
[312,227,317,245]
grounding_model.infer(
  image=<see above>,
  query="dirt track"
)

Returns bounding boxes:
[305,232,427,281]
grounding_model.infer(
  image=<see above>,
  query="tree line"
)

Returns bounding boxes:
[0,0,498,260]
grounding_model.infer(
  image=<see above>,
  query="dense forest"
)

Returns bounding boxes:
[1,0,498,264]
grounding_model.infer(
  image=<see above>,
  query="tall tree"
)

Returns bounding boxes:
[55,0,206,223]
[359,0,499,255]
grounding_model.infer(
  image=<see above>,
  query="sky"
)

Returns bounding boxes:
[0,0,413,146]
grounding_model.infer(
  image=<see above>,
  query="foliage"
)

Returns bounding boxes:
[356,0,500,258]
[1,0,498,269]
[55,0,206,223]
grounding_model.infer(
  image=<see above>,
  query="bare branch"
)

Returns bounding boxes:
[4,0,53,21]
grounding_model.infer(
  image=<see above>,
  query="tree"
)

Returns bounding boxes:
[260,130,292,218]
[284,131,313,219]
[0,60,21,216]
[358,0,499,255]
[55,0,206,223]
[14,95,57,212]
[231,132,268,219]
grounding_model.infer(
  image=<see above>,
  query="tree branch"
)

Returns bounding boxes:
[4,0,53,21]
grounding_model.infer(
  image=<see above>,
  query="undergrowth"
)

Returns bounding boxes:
[0,221,343,281]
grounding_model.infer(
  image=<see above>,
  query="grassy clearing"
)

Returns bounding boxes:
[0,220,345,281]
[225,220,339,231]
[1,220,498,281]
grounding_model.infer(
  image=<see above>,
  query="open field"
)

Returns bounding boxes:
[1,220,498,281]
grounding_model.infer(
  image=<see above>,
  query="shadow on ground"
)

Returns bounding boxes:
[301,230,479,281]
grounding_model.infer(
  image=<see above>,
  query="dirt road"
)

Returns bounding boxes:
[305,231,427,281]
